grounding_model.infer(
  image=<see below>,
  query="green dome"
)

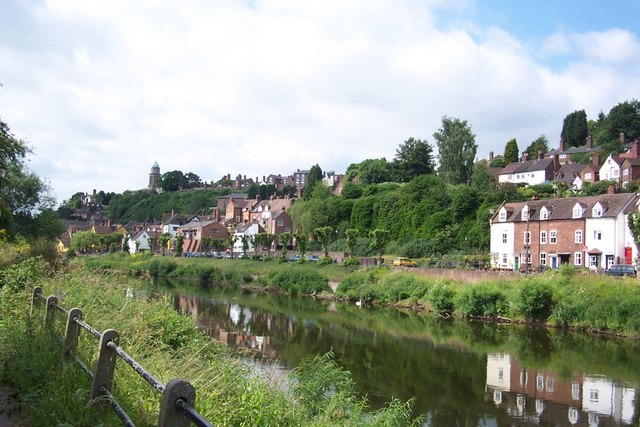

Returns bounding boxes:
[151,161,159,169]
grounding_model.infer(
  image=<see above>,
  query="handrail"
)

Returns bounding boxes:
[30,287,214,427]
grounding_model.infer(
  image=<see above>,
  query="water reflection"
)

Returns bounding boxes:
[166,286,640,426]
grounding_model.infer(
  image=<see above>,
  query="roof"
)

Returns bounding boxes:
[491,193,638,223]
[554,163,586,184]
[621,158,640,167]
[234,222,265,234]
[499,158,555,176]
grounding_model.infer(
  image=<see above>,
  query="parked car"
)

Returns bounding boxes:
[603,264,636,277]
[306,255,320,262]
[392,257,417,267]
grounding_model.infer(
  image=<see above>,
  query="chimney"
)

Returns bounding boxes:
[553,154,560,171]
[521,153,529,162]
[263,175,266,182]
[256,195,262,202]
[587,133,593,148]
[621,132,626,146]
[537,151,543,160]
[608,184,617,195]
[559,137,565,152]
[592,152,601,166]
[489,151,494,161]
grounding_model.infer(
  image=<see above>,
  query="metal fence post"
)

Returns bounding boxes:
[30,287,42,318]
[158,378,196,427]
[90,329,119,405]
[62,308,83,363]
[44,296,58,328]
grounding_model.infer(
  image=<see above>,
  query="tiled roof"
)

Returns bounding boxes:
[492,193,638,223]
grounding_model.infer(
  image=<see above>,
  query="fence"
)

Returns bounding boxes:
[29,287,214,427]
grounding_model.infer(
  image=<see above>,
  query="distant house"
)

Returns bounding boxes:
[162,213,197,237]
[233,222,264,254]
[498,154,560,186]
[128,230,152,254]
[621,158,640,188]
[598,155,624,185]
[554,163,586,190]
[178,220,230,253]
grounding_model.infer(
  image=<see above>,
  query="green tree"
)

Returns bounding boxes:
[175,234,184,257]
[561,110,588,148]
[240,235,250,258]
[489,156,506,168]
[294,232,308,258]
[158,233,171,256]
[313,226,334,257]
[345,229,359,258]
[503,138,519,164]
[369,228,390,264]
[279,232,292,260]
[70,230,98,253]
[303,164,323,200]
[160,170,187,192]
[184,172,202,189]
[392,137,435,182]
[524,135,549,160]
[434,116,477,185]
[595,101,640,155]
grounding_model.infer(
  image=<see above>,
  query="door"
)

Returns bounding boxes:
[551,256,557,269]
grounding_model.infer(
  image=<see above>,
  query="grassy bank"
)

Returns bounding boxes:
[0,256,418,426]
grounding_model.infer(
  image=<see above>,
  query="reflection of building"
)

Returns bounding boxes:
[485,352,636,425]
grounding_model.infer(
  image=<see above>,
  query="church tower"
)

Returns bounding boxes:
[148,162,161,192]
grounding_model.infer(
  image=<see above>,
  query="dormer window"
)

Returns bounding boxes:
[540,207,549,220]
[498,208,507,222]
[572,203,584,219]
[521,205,529,221]
[592,203,604,217]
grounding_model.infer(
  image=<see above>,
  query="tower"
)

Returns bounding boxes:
[148,162,161,192]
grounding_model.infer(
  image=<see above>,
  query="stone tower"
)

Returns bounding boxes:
[148,161,161,192]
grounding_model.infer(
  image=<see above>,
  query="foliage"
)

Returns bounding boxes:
[314,226,334,257]
[434,116,477,185]
[175,234,184,257]
[456,283,508,317]
[369,229,390,263]
[346,158,393,185]
[594,100,640,156]
[524,135,550,159]
[266,268,329,295]
[503,138,519,164]
[561,110,588,148]
[345,229,359,258]
[391,137,435,182]
[303,164,324,200]
[428,282,455,313]
[517,280,554,322]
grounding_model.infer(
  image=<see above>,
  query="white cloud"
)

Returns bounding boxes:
[0,1,639,201]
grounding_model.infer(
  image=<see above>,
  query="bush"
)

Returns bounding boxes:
[267,269,329,295]
[342,257,360,267]
[456,283,508,317]
[318,256,334,266]
[518,281,554,322]
[428,282,455,314]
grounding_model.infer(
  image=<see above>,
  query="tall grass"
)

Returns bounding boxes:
[0,257,419,426]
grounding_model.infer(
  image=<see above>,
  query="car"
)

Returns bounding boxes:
[392,257,417,267]
[603,264,636,277]
[306,255,320,262]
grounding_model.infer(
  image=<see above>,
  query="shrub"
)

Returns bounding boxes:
[342,257,360,267]
[318,256,334,266]
[267,269,329,295]
[428,282,455,314]
[456,283,508,317]
[518,281,554,322]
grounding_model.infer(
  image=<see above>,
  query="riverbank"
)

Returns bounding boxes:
[84,253,640,337]
[0,257,419,426]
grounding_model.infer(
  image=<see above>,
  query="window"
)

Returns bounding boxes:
[540,208,548,220]
[523,232,531,244]
[502,253,507,264]
[550,231,557,244]
[521,206,529,221]
[594,230,602,240]
[589,389,599,403]
[574,252,582,266]
[573,206,583,218]
[540,231,547,244]
[624,168,629,176]
[593,206,603,217]
[546,377,554,392]
[276,219,284,226]
[502,232,508,244]
[571,381,580,400]
[540,253,546,265]
[499,209,507,222]
[589,255,598,267]
[613,169,619,178]
[575,230,582,244]
[585,172,592,180]
[536,374,544,390]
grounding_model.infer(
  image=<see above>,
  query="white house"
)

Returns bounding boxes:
[127,230,151,254]
[598,155,623,184]
[233,222,265,254]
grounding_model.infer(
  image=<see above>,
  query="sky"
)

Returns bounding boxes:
[1,0,639,203]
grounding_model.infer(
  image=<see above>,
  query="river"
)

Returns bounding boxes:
[157,283,640,426]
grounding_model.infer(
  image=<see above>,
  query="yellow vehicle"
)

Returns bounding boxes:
[392,257,417,267]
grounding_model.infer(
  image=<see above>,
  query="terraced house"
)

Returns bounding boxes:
[490,192,640,271]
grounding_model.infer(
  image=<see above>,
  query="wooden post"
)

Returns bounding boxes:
[90,329,119,405]
[62,308,83,362]
[30,287,42,318]
[158,379,196,427]
[44,296,58,328]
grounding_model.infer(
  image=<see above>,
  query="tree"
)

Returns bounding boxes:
[240,235,250,258]
[524,135,549,160]
[369,229,390,265]
[352,158,393,184]
[294,232,307,258]
[345,229,359,258]
[70,230,98,253]
[160,170,187,192]
[175,234,184,257]
[503,138,519,164]
[303,164,323,199]
[279,232,292,260]
[392,137,435,182]
[184,172,202,189]
[594,100,640,156]
[434,116,477,185]
[313,226,334,257]
[158,233,171,256]
[561,110,588,148]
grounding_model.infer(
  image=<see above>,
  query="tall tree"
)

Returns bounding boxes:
[313,226,334,258]
[594,100,640,156]
[303,164,323,200]
[369,228,390,265]
[503,138,519,164]
[561,110,588,148]
[160,170,187,192]
[434,117,477,185]
[392,137,435,182]
[524,135,549,160]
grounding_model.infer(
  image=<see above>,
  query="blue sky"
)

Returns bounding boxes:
[0,0,639,202]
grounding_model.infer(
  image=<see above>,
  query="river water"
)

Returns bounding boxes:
[158,283,640,426]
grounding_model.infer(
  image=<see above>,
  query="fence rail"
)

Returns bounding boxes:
[30,287,214,427]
